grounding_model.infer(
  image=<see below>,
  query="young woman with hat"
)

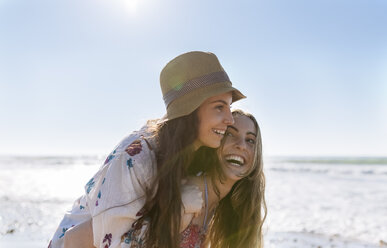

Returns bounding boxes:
[49,51,245,248]
[120,109,266,248]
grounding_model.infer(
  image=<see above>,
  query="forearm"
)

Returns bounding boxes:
[63,219,95,248]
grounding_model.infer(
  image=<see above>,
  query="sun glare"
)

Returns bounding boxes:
[122,0,139,15]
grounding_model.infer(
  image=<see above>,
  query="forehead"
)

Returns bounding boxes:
[232,114,256,134]
[202,92,233,105]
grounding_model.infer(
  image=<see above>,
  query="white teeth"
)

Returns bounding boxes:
[229,162,241,167]
[225,155,245,165]
[213,129,225,135]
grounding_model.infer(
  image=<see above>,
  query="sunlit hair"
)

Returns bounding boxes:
[193,109,267,248]
[136,110,199,248]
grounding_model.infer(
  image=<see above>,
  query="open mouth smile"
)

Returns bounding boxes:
[212,129,225,137]
[225,155,245,167]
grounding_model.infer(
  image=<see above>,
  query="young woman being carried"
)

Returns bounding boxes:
[123,109,267,248]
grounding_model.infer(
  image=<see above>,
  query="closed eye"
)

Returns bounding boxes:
[216,105,224,111]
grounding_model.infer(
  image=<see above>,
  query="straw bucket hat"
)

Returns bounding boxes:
[160,51,246,120]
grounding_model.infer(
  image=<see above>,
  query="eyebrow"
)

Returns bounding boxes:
[247,131,257,137]
[210,100,230,105]
[228,126,257,137]
[228,126,238,132]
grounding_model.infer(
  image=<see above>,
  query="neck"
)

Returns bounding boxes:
[187,174,238,213]
[207,175,237,209]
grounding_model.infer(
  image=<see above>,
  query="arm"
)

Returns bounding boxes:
[180,182,204,232]
[63,219,95,248]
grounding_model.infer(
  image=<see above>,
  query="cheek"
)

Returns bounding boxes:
[200,110,222,127]
[197,122,209,137]
[221,142,232,152]
[196,124,214,146]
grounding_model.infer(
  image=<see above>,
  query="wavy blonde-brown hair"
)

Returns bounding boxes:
[206,109,267,248]
[136,110,200,248]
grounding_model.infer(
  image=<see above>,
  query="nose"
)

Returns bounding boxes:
[235,138,247,151]
[223,108,234,125]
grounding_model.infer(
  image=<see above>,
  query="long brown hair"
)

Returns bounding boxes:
[197,109,267,248]
[137,109,200,248]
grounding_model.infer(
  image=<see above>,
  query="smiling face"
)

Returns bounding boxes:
[219,114,257,182]
[194,92,234,149]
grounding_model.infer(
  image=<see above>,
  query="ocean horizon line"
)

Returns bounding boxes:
[1,154,387,164]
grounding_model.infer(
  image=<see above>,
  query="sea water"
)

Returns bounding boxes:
[264,157,387,247]
[0,156,386,247]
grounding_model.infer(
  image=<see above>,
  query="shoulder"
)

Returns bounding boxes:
[186,174,204,189]
[104,123,158,186]
[115,123,157,154]
[106,123,158,167]
[85,124,158,215]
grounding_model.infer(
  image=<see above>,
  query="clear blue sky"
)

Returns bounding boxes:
[1,0,386,156]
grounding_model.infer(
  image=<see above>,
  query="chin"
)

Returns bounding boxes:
[223,167,244,182]
[229,174,243,182]
[198,132,223,148]
[213,140,223,148]
[202,139,221,148]
[208,142,221,148]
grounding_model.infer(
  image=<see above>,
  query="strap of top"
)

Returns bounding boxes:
[202,176,209,232]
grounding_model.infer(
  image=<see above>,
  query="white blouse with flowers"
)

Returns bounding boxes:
[49,125,159,248]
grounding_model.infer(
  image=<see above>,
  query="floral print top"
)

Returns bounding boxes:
[49,125,158,248]
[179,222,207,248]
[49,124,204,248]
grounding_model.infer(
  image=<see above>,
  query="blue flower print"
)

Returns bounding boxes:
[127,158,133,168]
[102,178,106,184]
[98,190,101,199]
[104,154,115,165]
[59,228,68,238]
[80,205,85,210]
[122,225,145,246]
[124,237,131,244]
[58,225,74,238]
[86,178,95,194]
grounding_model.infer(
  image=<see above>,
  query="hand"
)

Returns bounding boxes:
[181,182,203,215]
[64,219,95,248]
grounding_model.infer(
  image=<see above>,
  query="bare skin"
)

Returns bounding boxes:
[64,219,95,248]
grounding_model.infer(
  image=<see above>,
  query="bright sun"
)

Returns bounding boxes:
[122,0,139,14]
